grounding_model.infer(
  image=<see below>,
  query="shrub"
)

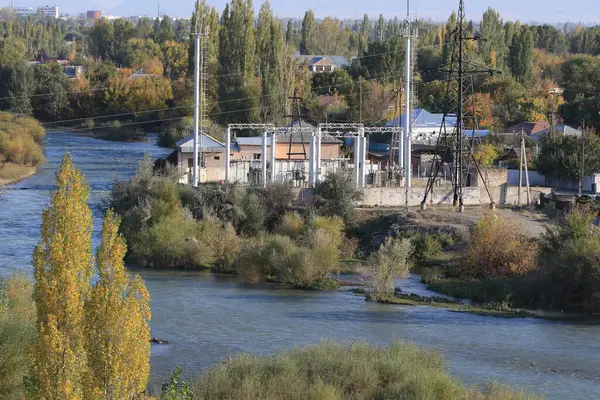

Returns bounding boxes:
[0,112,45,168]
[313,170,363,224]
[0,275,36,399]
[537,207,600,312]
[131,210,211,268]
[276,212,306,239]
[362,237,413,300]
[456,215,537,279]
[252,182,296,228]
[191,341,540,400]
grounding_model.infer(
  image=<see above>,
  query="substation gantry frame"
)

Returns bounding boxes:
[224,123,404,189]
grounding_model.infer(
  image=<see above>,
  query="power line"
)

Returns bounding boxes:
[41,73,399,127]
[51,82,399,133]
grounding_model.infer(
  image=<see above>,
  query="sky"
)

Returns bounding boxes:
[8,0,600,24]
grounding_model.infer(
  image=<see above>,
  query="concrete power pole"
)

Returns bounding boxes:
[192,4,209,187]
[192,31,200,187]
[403,0,417,188]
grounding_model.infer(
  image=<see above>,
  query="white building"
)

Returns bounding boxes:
[12,4,58,18]
[13,6,35,16]
[38,5,59,18]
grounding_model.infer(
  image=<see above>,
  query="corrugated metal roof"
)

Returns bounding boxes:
[386,108,457,129]
[177,132,226,153]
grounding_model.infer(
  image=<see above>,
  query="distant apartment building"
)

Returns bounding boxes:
[38,5,58,18]
[12,4,59,18]
[13,6,35,16]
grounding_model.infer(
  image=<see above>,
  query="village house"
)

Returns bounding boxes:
[296,54,350,73]
[386,108,458,143]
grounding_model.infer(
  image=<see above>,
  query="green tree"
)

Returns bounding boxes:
[32,154,93,399]
[300,10,316,55]
[478,8,506,70]
[537,132,600,180]
[0,36,27,66]
[510,28,534,83]
[256,2,285,122]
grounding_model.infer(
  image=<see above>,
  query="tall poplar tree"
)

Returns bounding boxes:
[479,8,506,69]
[300,10,316,55]
[510,28,534,83]
[256,2,285,122]
[32,154,93,399]
[84,210,151,399]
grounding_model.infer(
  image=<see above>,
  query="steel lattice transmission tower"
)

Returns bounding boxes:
[421,0,498,211]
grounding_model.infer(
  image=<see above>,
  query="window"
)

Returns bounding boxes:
[324,66,332,72]
[188,158,193,168]
[253,154,261,160]
[315,65,324,72]
[214,156,220,160]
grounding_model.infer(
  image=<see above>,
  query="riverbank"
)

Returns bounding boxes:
[47,128,150,143]
[0,164,36,186]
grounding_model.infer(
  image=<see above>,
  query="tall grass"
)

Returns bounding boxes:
[190,341,541,400]
[0,274,36,399]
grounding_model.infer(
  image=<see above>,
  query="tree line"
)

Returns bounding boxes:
[0,2,598,137]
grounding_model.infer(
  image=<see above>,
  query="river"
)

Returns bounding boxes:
[1,132,599,399]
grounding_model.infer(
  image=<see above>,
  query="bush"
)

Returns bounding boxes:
[362,237,413,300]
[236,226,342,289]
[131,210,210,268]
[313,170,363,224]
[191,341,540,400]
[456,215,537,279]
[537,207,600,312]
[0,275,36,399]
[276,212,306,239]
[0,113,46,167]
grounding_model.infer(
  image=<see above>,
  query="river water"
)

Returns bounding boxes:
[1,132,599,399]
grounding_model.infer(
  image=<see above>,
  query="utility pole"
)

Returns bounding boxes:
[192,2,209,187]
[402,0,417,188]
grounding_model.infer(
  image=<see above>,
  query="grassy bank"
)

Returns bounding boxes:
[0,163,36,185]
[0,112,45,184]
[189,341,541,400]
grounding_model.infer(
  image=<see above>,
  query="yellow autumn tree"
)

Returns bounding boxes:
[31,154,93,399]
[84,209,151,399]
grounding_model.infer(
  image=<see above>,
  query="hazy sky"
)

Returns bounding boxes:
[10,0,600,23]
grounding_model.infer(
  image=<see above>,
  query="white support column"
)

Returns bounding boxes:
[406,126,412,187]
[353,136,360,188]
[316,127,322,182]
[360,134,367,187]
[404,31,411,187]
[270,132,277,183]
[309,134,315,187]
[192,33,200,187]
[261,131,268,188]
[399,125,404,176]
[225,127,231,183]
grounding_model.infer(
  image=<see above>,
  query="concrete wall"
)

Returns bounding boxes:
[293,184,553,207]
[507,170,546,186]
